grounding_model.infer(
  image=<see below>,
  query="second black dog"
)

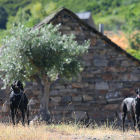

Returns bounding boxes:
[121,88,140,131]
[10,80,29,125]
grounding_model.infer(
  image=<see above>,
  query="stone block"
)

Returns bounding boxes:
[72,96,82,102]
[123,82,134,88]
[56,105,74,111]
[121,61,131,66]
[96,99,107,104]
[104,67,116,73]
[72,83,89,88]
[50,97,61,102]
[54,85,65,89]
[89,84,95,89]
[65,85,72,89]
[106,91,119,99]
[32,91,41,95]
[50,90,58,96]
[95,82,109,90]
[71,111,88,120]
[83,95,93,101]
[94,59,108,67]
[121,74,138,81]
[61,96,71,102]
[59,89,77,93]
[85,61,90,66]
[107,97,124,103]
[104,104,119,111]
[90,37,96,46]
[121,89,135,97]
[83,54,93,60]
[102,74,113,81]
[109,83,122,91]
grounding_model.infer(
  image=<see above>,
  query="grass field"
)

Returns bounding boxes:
[0,121,140,140]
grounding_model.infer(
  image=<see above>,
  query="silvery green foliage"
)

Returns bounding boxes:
[0,24,89,85]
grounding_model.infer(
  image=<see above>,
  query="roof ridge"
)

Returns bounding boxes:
[32,7,140,65]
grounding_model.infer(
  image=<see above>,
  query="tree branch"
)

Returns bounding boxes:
[50,74,61,89]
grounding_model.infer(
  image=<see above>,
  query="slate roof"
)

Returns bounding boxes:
[33,7,140,65]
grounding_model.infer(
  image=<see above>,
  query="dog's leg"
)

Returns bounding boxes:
[121,103,127,132]
[122,112,126,132]
[11,108,15,125]
[135,114,140,131]
[20,108,25,126]
[25,105,30,125]
[26,106,30,125]
[132,116,136,131]
[15,110,19,124]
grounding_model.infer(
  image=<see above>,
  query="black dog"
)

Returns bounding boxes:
[10,80,29,125]
[121,88,140,131]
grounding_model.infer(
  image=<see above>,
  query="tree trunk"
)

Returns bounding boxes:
[31,74,51,123]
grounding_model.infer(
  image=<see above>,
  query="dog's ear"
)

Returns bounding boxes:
[135,89,139,94]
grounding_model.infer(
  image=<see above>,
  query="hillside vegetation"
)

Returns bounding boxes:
[0,0,140,30]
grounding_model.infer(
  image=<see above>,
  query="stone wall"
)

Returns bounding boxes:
[0,9,140,124]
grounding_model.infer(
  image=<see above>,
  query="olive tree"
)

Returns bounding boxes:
[0,24,89,122]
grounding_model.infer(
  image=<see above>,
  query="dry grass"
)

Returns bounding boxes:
[0,122,139,140]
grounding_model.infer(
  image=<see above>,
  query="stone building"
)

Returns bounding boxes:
[1,7,140,124]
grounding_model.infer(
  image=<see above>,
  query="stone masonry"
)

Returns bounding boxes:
[1,7,140,124]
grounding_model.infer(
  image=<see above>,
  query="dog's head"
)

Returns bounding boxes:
[11,80,23,94]
[135,88,140,98]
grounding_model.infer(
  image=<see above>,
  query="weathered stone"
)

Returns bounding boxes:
[106,91,119,99]
[102,74,113,81]
[96,99,107,104]
[72,83,89,88]
[121,61,131,66]
[94,59,108,67]
[50,90,59,96]
[121,89,135,97]
[83,53,93,60]
[83,95,93,101]
[85,60,90,66]
[89,84,95,89]
[71,111,88,120]
[122,74,138,81]
[61,96,71,102]
[50,97,61,102]
[104,104,119,111]
[104,67,116,73]
[95,82,109,90]
[107,97,124,103]
[56,105,74,111]
[65,85,72,89]
[72,96,82,102]
[32,91,41,95]
[54,85,65,89]
[109,83,122,90]
[123,82,134,88]
[116,67,126,72]
[90,37,96,46]
[59,89,77,93]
